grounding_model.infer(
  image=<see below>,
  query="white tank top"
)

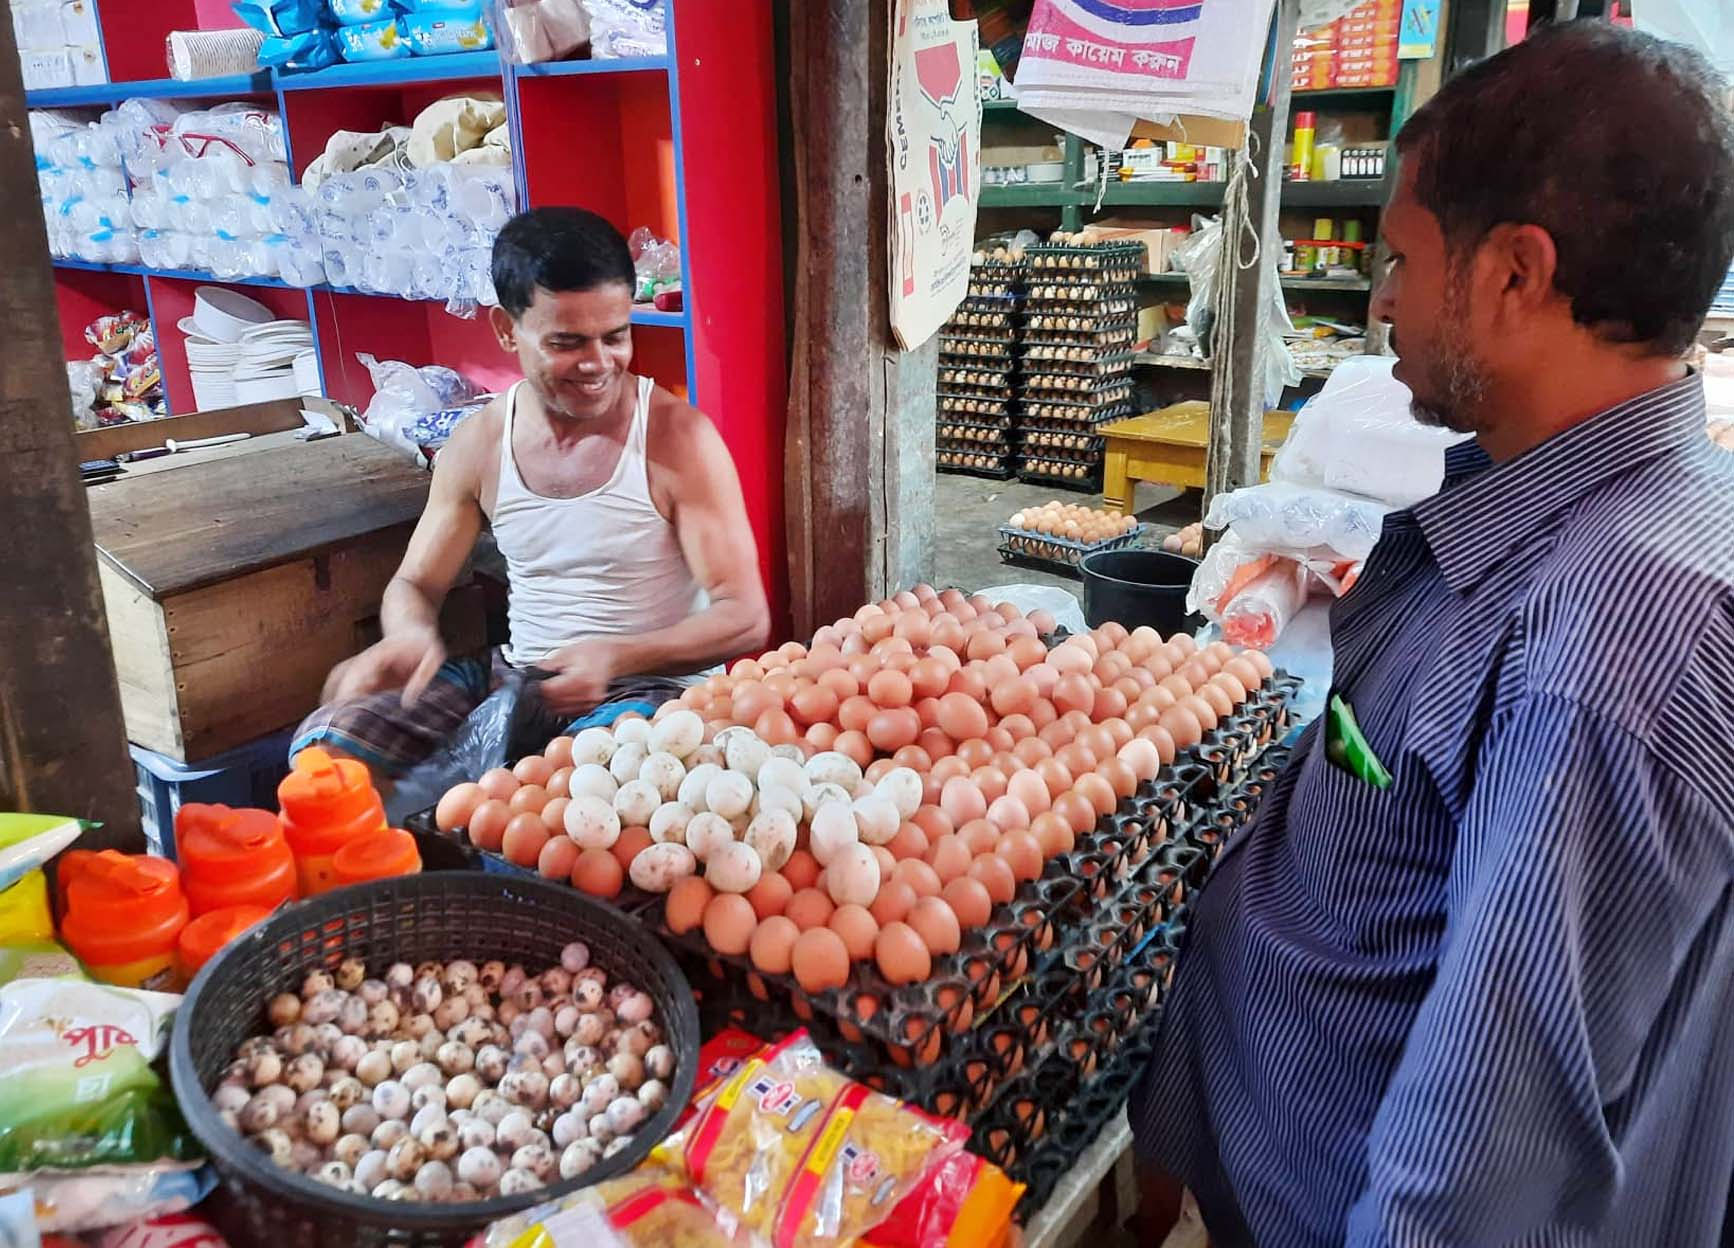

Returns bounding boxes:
[493,376,702,667]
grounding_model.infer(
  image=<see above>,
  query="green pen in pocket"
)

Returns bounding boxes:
[1324,693,1392,789]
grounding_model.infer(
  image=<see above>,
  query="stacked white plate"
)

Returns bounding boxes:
[292,349,321,399]
[181,316,242,410]
[232,320,316,405]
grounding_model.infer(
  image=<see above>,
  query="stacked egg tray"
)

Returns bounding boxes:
[939,259,1025,479]
[1026,240,1146,281]
[997,520,1148,577]
[1017,264,1135,495]
[1020,398,1135,433]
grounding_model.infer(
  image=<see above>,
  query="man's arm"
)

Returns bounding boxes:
[323,413,489,706]
[537,398,770,714]
[1346,692,1730,1244]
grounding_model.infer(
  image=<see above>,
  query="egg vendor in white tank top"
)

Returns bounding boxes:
[295,208,771,781]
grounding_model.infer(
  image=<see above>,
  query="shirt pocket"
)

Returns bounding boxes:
[1283,747,1452,951]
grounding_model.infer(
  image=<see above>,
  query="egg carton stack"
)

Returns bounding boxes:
[936,249,1026,480]
[1016,238,1144,492]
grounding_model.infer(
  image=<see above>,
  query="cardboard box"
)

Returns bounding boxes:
[21,47,75,90]
[1084,217,1192,274]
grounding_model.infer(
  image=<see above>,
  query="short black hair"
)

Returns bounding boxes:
[1396,21,1734,356]
[491,207,635,319]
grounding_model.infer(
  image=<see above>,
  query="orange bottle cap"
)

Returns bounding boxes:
[59,851,189,966]
[177,904,269,975]
[332,828,422,885]
[178,804,292,881]
[279,747,386,854]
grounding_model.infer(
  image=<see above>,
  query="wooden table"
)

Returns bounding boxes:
[1098,402,1295,514]
[87,432,477,762]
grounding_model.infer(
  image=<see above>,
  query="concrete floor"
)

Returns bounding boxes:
[931,470,1201,597]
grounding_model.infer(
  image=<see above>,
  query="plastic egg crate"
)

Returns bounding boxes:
[1026,240,1146,275]
[937,363,1012,390]
[1021,353,1135,382]
[1023,279,1139,306]
[1016,457,1103,491]
[1022,324,1137,349]
[938,393,1014,419]
[936,448,1017,478]
[998,518,1143,563]
[1022,341,1135,367]
[938,334,1017,363]
[1020,369,1135,399]
[1024,308,1138,334]
[937,420,1014,449]
[657,868,1085,1069]
[945,306,1018,332]
[1184,743,1294,864]
[1019,400,1134,431]
[965,276,1021,299]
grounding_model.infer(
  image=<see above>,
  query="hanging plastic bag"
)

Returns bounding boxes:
[1172,213,1222,356]
[1219,560,1309,649]
[1203,480,1390,563]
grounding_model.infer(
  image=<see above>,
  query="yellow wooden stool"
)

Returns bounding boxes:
[1098,401,1295,515]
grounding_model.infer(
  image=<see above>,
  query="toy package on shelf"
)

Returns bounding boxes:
[76,312,165,425]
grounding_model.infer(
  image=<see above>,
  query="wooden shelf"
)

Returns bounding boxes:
[982,179,1390,211]
[1133,352,1209,371]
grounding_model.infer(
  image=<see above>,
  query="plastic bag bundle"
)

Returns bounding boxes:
[582,0,666,58]
[354,351,487,460]
[1269,355,1469,507]
[1203,480,1390,563]
[628,227,681,303]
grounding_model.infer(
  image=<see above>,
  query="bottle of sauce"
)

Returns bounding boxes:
[176,803,298,916]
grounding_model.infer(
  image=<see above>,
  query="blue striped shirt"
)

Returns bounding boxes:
[1132,374,1734,1246]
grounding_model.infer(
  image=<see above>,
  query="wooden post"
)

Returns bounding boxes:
[782,0,937,637]
[1203,0,1300,528]
[0,14,143,849]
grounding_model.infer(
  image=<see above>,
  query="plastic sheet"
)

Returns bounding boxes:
[966,584,1086,636]
[582,0,666,58]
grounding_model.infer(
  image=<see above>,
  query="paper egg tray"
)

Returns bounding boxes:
[938,420,1015,448]
[939,334,1018,362]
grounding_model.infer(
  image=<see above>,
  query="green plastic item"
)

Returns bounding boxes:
[1324,693,1393,789]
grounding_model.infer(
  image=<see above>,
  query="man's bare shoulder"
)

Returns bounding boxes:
[432,396,505,496]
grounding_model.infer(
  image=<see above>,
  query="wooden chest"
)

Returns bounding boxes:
[87,429,477,762]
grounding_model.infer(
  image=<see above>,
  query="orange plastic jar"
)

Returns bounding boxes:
[332,828,422,887]
[177,903,269,980]
[278,747,386,895]
[176,804,298,916]
[58,851,189,991]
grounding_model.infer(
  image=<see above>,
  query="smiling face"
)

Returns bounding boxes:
[490,282,635,422]
[1371,163,1497,436]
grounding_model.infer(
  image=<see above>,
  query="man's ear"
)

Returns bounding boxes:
[1482,221,1560,320]
[489,305,516,352]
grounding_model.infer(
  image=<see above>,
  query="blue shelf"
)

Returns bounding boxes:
[629,305,685,328]
[513,56,670,78]
[273,50,502,91]
[26,72,272,108]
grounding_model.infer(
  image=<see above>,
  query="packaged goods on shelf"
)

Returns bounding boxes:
[582,0,667,58]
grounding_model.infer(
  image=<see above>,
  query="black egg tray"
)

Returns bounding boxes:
[1024,282,1139,307]
[939,334,1018,362]
[1027,241,1147,270]
[1019,400,1135,430]
[1021,326,1137,351]
[937,364,1013,389]
[1024,309,1138,334]
[1020,370,1135,397]
[1184,741,1294,864]
[1016,427,1105,457]
[937,420,1017,448]
[1017,460,1103,493]
[938,393,1015,419]
[658,865,1085,1068]
[996,522,1142,569]
[1020,351,1135,380]
[936,451,1018,479]
[1021,341,1136,367]
[946,307,1020,331]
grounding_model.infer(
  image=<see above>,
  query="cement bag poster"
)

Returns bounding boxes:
[887,0,980,350]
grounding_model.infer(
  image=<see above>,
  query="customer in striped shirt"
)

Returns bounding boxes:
[1132,21,1734,1247]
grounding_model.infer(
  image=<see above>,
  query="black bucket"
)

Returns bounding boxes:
[1080,549,1201,634]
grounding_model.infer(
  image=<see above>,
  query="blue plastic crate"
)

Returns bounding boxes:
[131,731,295,859]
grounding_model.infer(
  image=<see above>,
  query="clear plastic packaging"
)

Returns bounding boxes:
[1203,480,1390,562]
[1219,559,1309,649]
[627,226,681,302]
[583,0,666,58]
[1269,355,1469,507]
[337,17,413,60]
[402,7,495,54]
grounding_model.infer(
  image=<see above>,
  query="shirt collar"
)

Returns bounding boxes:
[1412,373,1706,595]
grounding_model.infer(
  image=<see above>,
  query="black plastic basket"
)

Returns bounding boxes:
[170,873,700,1247]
